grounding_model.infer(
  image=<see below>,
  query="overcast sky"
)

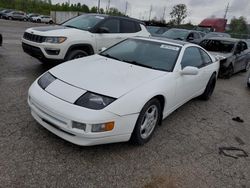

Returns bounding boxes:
[52,0,250,24]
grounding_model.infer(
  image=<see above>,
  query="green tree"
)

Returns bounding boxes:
[169,4,187,25]
[229,16,248,34]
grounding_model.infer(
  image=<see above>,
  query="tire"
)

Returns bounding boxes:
[225,64,234,79]
[23,18,27,22]
[66,50,88,61]
[8,17,12,20]
[130,99,161,145]
[199,73,216,100]
[248,82,250,88]
[242,61,250,72]
[49,20,53,24]
[37,19,41,23]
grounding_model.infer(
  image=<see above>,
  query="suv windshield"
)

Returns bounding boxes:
[200,39,235,53]
[162,29,189,40]
[100,39,181,72]
[62,14,106,31]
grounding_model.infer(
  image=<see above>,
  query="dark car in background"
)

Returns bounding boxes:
[5,11,27,21]
[161,28,204,43]
[200,37,250,78]
[0,9,14,19]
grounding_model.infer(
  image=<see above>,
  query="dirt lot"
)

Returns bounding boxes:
[0,19,250,188]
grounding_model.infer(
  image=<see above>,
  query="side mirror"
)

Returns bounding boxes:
[180,66,199,76]
[187,37,194,41]
[97,27,110,33]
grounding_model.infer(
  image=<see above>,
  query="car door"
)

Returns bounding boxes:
[175,47,208,105]
[239,41,248,70]
[234,42,246,72]
[95,18,122,53]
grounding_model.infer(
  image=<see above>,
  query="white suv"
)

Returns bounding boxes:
[22,14,150,63]
[32,15,53,24]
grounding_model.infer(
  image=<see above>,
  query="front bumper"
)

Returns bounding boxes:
[22,38,67,61]
[28,82,138,146]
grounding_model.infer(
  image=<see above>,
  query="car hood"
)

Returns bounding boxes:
[26,26,89,36]
[49,55,166,98]
[209,52,232,60]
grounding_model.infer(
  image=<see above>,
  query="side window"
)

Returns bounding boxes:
[193,32,200,39]
[200,49,212,65]
[181,47,203,68]
[100,19,120,33]
[120,20,137,33]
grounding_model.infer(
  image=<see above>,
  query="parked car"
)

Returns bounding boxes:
[0,33,2,46]
[28,37,219,146]
[32,15,53,24]
[204,32,231,39]
[247,73,250,88]
[161,28,203,43]
[0,9,14,19]
[27,13,40,22]
[22,14,150,63]
[146,26,168,36]
[200,37,250,78]
[5,11,27,21]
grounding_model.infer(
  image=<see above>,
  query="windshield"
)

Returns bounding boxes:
[62,14,105,30]
[162,29,189,40]
[100,39,181,72]
[200,39,235,53]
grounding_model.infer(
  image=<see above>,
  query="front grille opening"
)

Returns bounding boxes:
[42,118,75,136]
[23,32,45,43]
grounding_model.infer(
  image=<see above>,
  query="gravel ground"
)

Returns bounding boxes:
[0,19,250,188]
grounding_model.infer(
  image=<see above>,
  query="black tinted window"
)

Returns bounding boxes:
[120,20,137,33]
[101,19,120,33]
[181,47,203,68]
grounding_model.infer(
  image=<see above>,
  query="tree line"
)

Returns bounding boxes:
[0,0,125,16]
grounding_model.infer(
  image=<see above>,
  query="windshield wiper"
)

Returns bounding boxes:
[123,60,168,71]
[100,53,122,61]
[122,60,155,69]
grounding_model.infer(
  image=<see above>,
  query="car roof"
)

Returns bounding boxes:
[134,36,191,46]
[81,13,145,25]
[167,28,198,33]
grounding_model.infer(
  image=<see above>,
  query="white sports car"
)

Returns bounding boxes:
[28,37,219,146]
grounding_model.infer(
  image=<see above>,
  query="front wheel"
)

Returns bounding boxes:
[242,61,250,72]
[199,74,216,100]
[66,50,88,61]
[130,99,161,145]
[225,64,234,79]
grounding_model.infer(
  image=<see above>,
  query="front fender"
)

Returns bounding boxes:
[105,74,176,116]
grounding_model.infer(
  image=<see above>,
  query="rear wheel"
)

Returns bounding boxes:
[8,17,12,20]
[66,50,88,61]
[49,20,53,24]
[37,19,41,23]
[130,99,161,145]
[199,74,216,100]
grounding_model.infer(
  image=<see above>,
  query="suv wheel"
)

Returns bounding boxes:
[8,17,12,20]
[66,50,88,60]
